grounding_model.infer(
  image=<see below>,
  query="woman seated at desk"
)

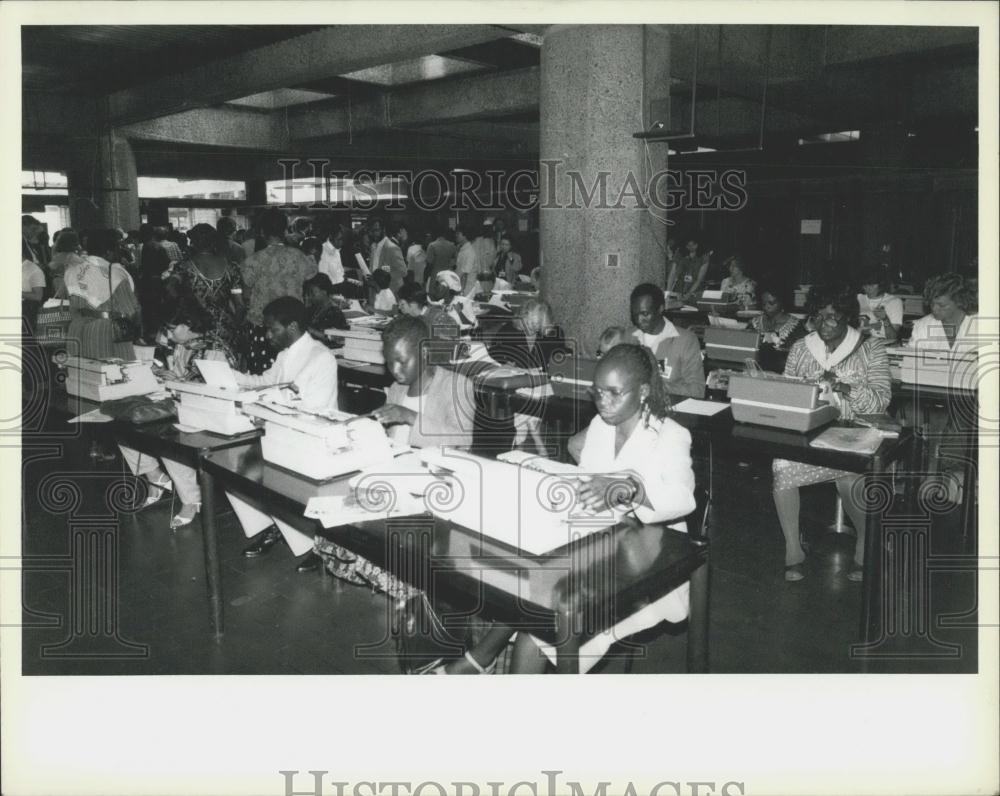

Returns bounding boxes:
[719,255,757,309]
[750,283,806,372]
[630,283,705,398]
[907,273,978,351]
[428,270,478,331]
[857,270,903,341]
[774,287,891,583]
[397,282,461,340]
[303,272,349,342]
[437,342,697,674]
[118,294,235,528]
[903,273,979,502]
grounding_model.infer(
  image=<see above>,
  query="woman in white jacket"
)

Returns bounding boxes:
[436,343,697,674]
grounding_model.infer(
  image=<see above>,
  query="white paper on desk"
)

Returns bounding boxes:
[671,398,729,416]
[68,408,113,423]
[304,492,425,529]
[701,289,724,300]
[680,305,699,312]
[354,253,371,276]
[810,426,887,455]
[515,383,554,400]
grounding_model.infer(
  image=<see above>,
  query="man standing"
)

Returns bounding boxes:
[242,208,318,373]
[424,225,456,288]
[369,217,407,292]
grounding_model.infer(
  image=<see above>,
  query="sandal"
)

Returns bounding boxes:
[141,472,173,508]
[784,563,805,582]
[170,503,201,529]
[430,651,498,675]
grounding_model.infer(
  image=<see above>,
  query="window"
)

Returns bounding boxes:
[138,177,246,200]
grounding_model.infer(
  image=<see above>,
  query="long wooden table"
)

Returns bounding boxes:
[199,444,710,672]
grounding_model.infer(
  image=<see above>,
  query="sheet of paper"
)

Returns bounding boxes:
[353,252,371,276]
[194,359,239,389]
[671,398,730,416]
[67,408,113,423]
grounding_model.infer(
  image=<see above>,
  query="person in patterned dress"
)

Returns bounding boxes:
[774,287,891,583]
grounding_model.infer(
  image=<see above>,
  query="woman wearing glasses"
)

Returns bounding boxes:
[774,287,891,583]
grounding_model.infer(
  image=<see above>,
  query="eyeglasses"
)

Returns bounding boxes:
[587,385,636,402]
[813,312,845,326]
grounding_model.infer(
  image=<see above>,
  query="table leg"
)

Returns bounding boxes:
[197,464,224,639]
[554,608,581,674]
[859,471,884,649]
[687,558,710,673]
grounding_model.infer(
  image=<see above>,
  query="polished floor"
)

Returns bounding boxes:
[20,420,978,676]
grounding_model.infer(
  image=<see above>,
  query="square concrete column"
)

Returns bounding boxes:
[66,132,140,232]
[540,25,670,354]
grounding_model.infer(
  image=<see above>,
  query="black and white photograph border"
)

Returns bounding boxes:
[1,2,998,795]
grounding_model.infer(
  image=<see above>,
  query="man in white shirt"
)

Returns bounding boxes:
[318,226,345,286]
[234,297,339,571]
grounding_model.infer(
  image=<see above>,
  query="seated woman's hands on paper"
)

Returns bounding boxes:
[371,403,417,426]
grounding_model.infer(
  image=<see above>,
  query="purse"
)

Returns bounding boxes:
[107,264,140,343]
[100,395,177,424]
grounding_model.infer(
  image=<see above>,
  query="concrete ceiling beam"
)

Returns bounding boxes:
[106,25,515,125]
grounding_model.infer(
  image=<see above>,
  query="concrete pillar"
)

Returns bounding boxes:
[540,25,669,355]
[66,132,140,231]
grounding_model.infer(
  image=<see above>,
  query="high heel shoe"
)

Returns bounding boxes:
[141,473,173,508]
[170,503,201,529]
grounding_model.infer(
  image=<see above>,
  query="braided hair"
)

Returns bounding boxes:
[598,343,671,423]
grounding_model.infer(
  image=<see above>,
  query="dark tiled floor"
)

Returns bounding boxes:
[19,429,978,676]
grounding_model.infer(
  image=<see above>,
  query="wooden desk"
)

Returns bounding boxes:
[48,389,261,638]
[485,382,916,649]
[199,445,710,672]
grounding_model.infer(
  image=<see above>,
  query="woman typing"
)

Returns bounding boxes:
[437,343,697,674]
[773,287,891,583]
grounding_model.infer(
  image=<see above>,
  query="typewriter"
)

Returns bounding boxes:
[728,373,839,432]
[162,380,273,436]
[704,327,760,363]
[547,353,600,398]
[886,344,978,391]
[696,289,741,315]
[243,404,394,481]
[62,357,159,403]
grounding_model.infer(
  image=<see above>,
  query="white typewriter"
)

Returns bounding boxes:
[163,360,276,435]
[886,344,978,391]
[162,381,274,435]
[62,357,159,402]
[411,448,616,556]
[728,373,839,432]
[327,326,385,365]
[243,404,394,481]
